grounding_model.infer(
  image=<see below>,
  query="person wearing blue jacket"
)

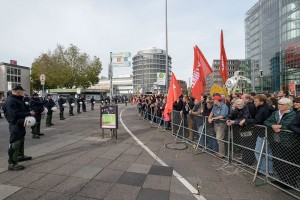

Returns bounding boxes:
[2,85,35,170]
[29,93,45,139]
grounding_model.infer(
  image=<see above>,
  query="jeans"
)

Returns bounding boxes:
[198,125,217,151]
[255,136,273,174]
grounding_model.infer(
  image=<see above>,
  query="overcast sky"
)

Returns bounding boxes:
[0,0,258,84]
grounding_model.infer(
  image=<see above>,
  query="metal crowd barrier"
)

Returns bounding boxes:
[135,107,300,199]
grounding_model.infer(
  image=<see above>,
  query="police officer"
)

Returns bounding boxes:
[45,94,55,127]
[77,96,82,114]
[82,95,87,112]
[90,96,95,110]
[30,93,45,139]
[69,96,75,116]
[2,85,35,170]
[23,94,30,111]
[124,96,128,106]
[58,95,66,120]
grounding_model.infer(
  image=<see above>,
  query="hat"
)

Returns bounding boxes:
[12,85,25,91]
[32,93,39,96]
[213,94,222,101]
[294,97,300,103]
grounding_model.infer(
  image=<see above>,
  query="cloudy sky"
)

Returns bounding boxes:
[0,0,258,84]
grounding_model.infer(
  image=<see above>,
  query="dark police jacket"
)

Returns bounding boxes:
[3,94,31,142]
[29,97,44,122]
[46,99,55,115]
[3,94,31,124]
[58,98,66,111]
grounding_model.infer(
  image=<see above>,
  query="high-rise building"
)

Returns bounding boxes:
[245,0,300,92]
[132,47,171,94]
[206,59,252,93]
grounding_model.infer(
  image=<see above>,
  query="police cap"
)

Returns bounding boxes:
[12,85,25,91]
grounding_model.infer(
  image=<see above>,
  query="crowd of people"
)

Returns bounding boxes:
[136,90,300,189]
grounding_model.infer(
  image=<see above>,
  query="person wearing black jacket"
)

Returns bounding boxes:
[45,94,55,127]
[90,96,95,110]
[239,94,273,174]
[58,95,66,120]
[2,85,35,170]
[82,95,87,112]
[69,96,75,116]
[242,94,256,119]
[77,96,82,113]
[29,93,45,139]
[289,97,300,134]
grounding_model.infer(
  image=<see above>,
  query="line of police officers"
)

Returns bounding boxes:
[1,85,95,171]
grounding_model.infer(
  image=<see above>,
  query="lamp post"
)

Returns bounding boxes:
[142,55,144,94]
[165,0,169,94]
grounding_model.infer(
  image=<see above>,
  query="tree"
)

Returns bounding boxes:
[31,44,102,90]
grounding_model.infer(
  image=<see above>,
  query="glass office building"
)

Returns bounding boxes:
[132,47,171,94]
[245,0,300,92]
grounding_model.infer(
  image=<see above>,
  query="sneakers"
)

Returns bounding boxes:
[50,123,54,125]
[46,124,51,127]
[37,133,44,136]
[8,164,25,171]
[32,135,40,139]
[18,155,32,162]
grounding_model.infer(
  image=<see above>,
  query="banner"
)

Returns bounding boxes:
[111,52,131,67]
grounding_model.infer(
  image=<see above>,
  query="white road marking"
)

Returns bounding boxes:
[120,108,206,200]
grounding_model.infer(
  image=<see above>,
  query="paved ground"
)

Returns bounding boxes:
[0,104,296,200]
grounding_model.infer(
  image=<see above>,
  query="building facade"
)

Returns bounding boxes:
[132,47,172,94]
[245,0,300,92]
[90,75,133,96]
[0,62,30,99]
[206,59,252,93]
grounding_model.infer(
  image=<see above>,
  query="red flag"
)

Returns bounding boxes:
[191,45,213,99]
[220,30,228,84]
[163,72,182,117]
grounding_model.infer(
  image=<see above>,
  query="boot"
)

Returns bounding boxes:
[60,113,65,120]
[18,155,32,162]
[36,122,44,136]
[8,141,24,170]
[31,124,39,138]
[8,164,25,171]
[49,115,54,125]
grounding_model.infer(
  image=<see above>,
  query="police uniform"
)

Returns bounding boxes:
[69,97,75,116]
[77,97,82,113]
[2,85,33,170]
[90,96,95,110]
[45,94,55,126]
[58,95,66,120]
[29,93,45,139]
[82,96,87,112]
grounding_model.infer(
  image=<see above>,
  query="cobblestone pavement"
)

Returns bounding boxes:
[0,104,296,200]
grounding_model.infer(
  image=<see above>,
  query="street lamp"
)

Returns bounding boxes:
[165,0,169,94]
[141,55,144,94]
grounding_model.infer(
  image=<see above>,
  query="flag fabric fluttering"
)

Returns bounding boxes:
[191,45,213,100]
[220,30,228,84]
[163,72,182,119]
